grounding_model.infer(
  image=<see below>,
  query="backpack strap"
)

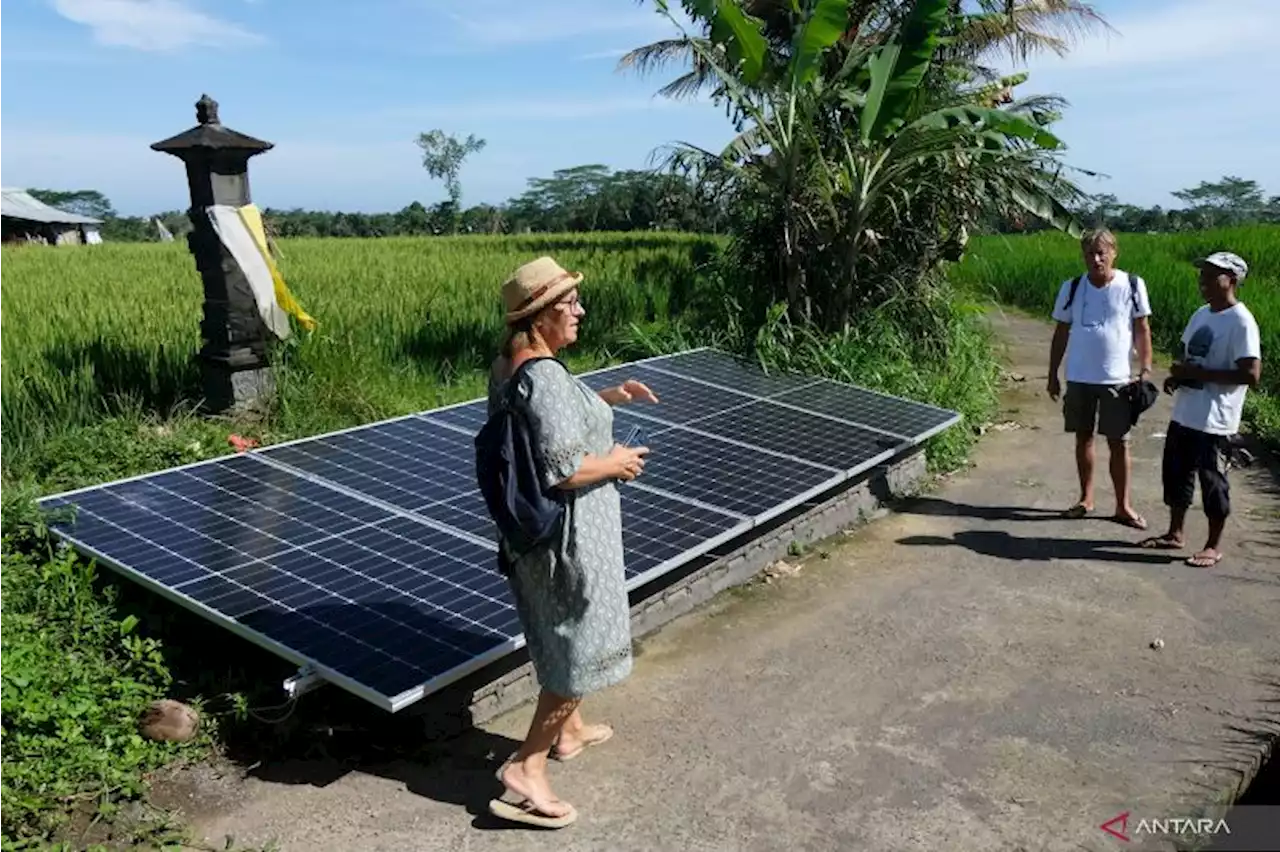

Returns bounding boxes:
[1062,274,1084,316]
[1063,272,1140,316]
[499,355,565,411]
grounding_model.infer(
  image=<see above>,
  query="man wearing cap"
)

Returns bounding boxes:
[1047,228,1154,529]
[1141,251,1261,568]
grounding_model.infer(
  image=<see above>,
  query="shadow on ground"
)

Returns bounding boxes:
[897,528,1179,565]
[241,724,525,829]
[898,496,1068,523]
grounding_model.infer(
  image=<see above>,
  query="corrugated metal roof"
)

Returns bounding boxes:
[1,188,103,225]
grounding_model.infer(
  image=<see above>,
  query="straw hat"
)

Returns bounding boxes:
[502,256,583,325]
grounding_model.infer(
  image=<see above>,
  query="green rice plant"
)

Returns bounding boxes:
[0,232,722,484]
[951,225,1280,448]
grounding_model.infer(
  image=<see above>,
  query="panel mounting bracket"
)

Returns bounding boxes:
[283,664,326,699]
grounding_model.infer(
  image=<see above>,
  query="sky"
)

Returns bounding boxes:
[2,0,1276,217]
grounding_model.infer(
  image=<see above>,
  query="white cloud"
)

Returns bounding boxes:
[429,0,689,50]
[576,48,632,62]
[52,0,265,51]
[1022,0,1279,73]
[382,95,698,122]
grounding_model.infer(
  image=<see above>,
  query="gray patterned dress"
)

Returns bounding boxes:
[487,357,633,699]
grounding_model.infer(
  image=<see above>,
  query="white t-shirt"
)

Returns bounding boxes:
[1051,269,1152,385]
[1171,302,1261,435]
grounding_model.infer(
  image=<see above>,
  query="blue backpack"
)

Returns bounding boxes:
[474,356,568,564]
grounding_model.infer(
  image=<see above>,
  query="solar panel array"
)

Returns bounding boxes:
[38,348,959,711]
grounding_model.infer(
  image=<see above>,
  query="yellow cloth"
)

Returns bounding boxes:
[236,204,318,332]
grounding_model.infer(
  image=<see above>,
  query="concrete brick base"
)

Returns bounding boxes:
[409,447,931,738]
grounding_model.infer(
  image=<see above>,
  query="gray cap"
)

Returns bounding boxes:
[1194,251,1248,281]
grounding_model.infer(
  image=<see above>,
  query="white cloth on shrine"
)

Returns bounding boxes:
[205,204,291,340]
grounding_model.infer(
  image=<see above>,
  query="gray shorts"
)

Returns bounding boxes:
[1063,381,1131,440]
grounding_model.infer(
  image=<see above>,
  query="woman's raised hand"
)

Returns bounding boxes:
[618,380,659,404]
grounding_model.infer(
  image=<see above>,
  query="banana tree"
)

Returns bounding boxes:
[652,0,850,322]
[649,0,1087,331]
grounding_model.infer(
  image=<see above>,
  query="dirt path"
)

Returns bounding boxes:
[179,309,1280,851]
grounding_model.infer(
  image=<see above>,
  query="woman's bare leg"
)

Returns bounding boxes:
[554,707,612,757]
[500,688,578,816]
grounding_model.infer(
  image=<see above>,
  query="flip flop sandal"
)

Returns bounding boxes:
[552,725,614,762]
[1139,536,1183,550]
[489,759,578,828]
[1186,552,1223,568]
[488,792,578,829]
[1062,504,1091,519]
[1113,514,1148,530]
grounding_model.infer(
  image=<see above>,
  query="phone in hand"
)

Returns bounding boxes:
[622,425,647,448]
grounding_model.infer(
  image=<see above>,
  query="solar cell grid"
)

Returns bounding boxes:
[414,489,499,544]
[42,454,521,708]
[258,418,476,513]
[610,410,839,516]
[420,400,489,434]
[653,349,822,397]
[692,399,902,471]
[772,379,957,439]
[619,488,746,580]
[597,365,759,425]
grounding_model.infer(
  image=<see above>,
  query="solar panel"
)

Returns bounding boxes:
[686,399,903,470]
[257,417,476,514]
[39,453,521,710]
[610,410,840,517]
[649,349,823,397]
[581,365,758,425]
[619,487,746,580]
[37,346,960,712]
[420,399,489,434]
[771,378,959,441]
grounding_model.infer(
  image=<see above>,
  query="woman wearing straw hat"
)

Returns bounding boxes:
[486,256,657,829]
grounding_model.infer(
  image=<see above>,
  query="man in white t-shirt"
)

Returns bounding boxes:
[1140,251,1261,568]
[1047,229,1153,529]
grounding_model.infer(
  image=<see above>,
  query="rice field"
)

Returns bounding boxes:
[0,232,723,480]
[951,224,1280,447]
[4,224,1275,489]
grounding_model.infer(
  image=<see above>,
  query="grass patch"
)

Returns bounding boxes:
[951,224,1280,450]
[0,526,196,845]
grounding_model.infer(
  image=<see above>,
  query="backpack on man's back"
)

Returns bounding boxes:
[1061,271,1141,316]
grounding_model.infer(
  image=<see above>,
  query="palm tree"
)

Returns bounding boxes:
[619,0,1112,99]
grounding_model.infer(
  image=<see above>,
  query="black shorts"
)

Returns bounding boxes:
[1162,420,1232,518]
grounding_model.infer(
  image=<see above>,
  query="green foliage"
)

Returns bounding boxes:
[951,224,1280,450]
[25,189,115,221]
[1059,176,1280,236]
[862,0,950,143]
[787,0,848,87]
[414,129,487,215]
[0,541,197,845]
[77,163,730,243]
[0,232,722,483]
[648,0,1087,334]
[668,0,767,83]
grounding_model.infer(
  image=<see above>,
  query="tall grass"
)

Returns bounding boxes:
[951,225,1280,447]
[1,232,721,485]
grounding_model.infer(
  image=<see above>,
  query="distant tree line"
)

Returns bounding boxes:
[26,173,1274,246]
[27,164,732,243]
[985,176,1280,235]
